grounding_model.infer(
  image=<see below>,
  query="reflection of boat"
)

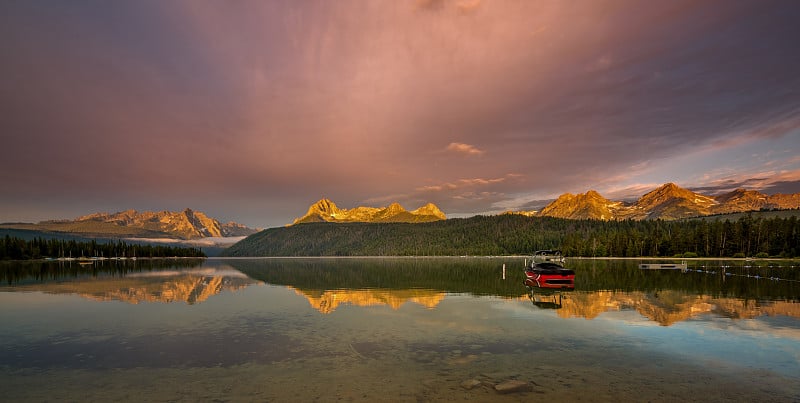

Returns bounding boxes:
[527,288,569,309]
[525,268,573,309]
[524,250,575,289]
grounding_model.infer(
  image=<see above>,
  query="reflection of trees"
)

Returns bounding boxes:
[574,259,800,301]
[543,259,800,325]
[0,260,259,304]
[229,258,799,301]
[5,258,797,324]
[229,258,528,298]
[1,259,207,285]
[234,258,800,325]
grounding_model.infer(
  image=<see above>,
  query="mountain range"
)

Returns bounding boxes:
[530,183,800,220]
[0,208,257,240]
[291,199,446,225]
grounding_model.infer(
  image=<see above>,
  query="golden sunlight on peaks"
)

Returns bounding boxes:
[521,290,800,326]
[1,274,261,305]
[289,287,445,314]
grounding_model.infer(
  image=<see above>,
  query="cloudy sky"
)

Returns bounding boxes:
[2,0,799,228]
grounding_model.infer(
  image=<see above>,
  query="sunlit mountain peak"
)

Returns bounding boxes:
[291,199,446,225]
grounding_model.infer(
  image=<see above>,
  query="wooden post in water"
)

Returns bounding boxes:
[502,264,506,279]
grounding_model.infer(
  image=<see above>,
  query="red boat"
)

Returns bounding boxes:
[524,250,575,289]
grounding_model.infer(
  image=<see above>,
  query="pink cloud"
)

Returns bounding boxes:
[445,142,485,156]
[415,174,523,193]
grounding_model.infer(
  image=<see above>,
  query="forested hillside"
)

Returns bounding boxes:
[223,213,800,258]
[1,236,206,260]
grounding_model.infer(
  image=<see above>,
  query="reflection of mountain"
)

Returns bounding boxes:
[290,287,445,314]
[227,257,800,325]
[1,267,260,305]
[529,289,800,326]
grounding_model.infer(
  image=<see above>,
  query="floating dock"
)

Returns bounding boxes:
[639,263,688,270]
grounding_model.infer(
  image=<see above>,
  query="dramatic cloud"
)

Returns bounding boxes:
[1,0,799,227]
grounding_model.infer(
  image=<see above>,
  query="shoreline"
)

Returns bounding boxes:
[209,255,799,261]
[3,255,798,263]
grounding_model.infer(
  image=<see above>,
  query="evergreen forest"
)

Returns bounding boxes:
[1,236,206,260]
[223,213,800,258]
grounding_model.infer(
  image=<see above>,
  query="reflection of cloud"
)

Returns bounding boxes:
[445,142,484,156]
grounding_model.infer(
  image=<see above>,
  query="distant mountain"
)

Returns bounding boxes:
[0,208,257,240]
[538,190,623,220]
[291,199,446,225]
[621,182,717,220]
[535,183,800,220]
[222,211,799,257]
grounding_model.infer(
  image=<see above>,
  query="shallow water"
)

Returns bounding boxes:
[1,257,798,402]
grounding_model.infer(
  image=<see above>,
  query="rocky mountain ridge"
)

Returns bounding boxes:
[291,199,446,225]
[3,208,257,240]
[529,183,800,220]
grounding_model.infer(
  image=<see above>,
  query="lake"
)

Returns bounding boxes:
[1,257,798,402]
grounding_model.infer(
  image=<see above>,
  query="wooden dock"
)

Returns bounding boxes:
[639,263,688,270]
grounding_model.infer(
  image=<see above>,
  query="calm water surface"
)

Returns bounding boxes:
[1,257,798,402]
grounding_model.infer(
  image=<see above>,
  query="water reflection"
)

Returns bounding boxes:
[1,258,799,401]
[1,257,798,326]
[526,286,572,309]
[291,288,445,314]
[0,259,260,304]
[526,259,800,326]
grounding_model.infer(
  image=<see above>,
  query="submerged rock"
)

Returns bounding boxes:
[460,379,482,390]
[494,380,532,394]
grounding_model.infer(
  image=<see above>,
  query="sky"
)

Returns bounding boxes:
[1,0,799,229]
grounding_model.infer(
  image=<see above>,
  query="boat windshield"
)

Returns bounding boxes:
[531,250,565,265]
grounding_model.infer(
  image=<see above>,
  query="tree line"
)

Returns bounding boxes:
[223,213,800,258]
[0,236,206,260]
